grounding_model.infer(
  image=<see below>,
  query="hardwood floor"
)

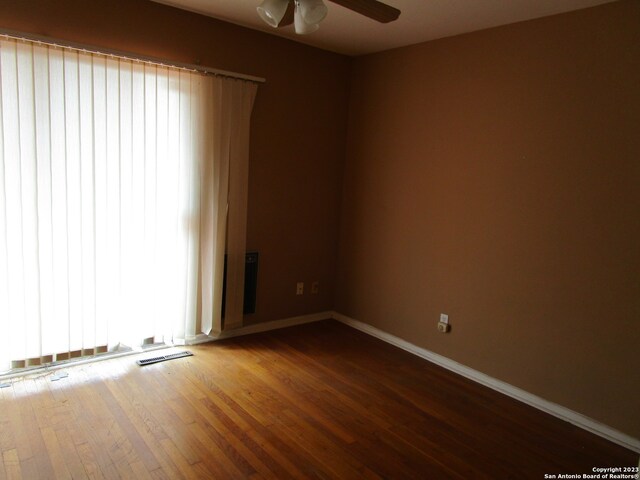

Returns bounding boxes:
[0,320,636,479]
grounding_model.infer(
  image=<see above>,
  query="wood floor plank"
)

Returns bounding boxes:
[41,426,73,479]
[67,374,129,479]
[122,366,245,478]
[1,449,20,480]
[97,380,163,473]
[183,354,314,478]
[191,379,332,479]
[8,379,56,479]
[75,442,106,480]
[187,421,249,479]
[169,379,284,478]
[130,459,154,480]
[54,427,89,480]
[229,345,357,445]
[244,335,396,430]
[0,320,636,480]
[158,438,205,480]
[0,386,15,454]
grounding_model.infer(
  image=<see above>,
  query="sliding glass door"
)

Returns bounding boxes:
[0,36,257,372]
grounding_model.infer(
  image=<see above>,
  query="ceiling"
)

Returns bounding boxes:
[150,0,615,56]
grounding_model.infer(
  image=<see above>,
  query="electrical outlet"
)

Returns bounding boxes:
[437,322,450,333]
[296,282,304,295]
[311,281,319,294]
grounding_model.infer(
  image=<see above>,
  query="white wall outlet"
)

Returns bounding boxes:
[296,282,304,295]
[437,321,450,333]
[440,313,449,324]
[311,281,319,294]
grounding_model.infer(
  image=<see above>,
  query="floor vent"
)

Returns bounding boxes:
[137,351,193,366]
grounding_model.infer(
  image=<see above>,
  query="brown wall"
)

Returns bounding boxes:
[0,0,351,325]
[337,0,640,438]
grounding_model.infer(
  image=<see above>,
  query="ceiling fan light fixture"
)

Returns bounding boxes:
[294,1,320,34]
[257,0,290,28]
[299,0,328,25]
[256,0,400,36]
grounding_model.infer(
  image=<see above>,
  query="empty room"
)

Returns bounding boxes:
[0,0,638,478]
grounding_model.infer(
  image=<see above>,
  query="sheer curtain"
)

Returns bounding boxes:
[0,37,257,371]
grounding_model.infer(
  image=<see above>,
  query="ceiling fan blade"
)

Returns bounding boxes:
[328,0,400,23]
[277,0,295,27]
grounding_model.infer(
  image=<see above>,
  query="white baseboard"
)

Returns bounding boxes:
[331,311,640,454]
[184,333,216,345]
[189,311,333,344]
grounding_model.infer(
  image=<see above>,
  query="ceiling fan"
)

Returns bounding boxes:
[257,0,401,35]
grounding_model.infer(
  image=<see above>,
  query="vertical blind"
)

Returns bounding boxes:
[0,37,257,371]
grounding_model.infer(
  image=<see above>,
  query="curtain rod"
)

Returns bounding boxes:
[0,28,266,84]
